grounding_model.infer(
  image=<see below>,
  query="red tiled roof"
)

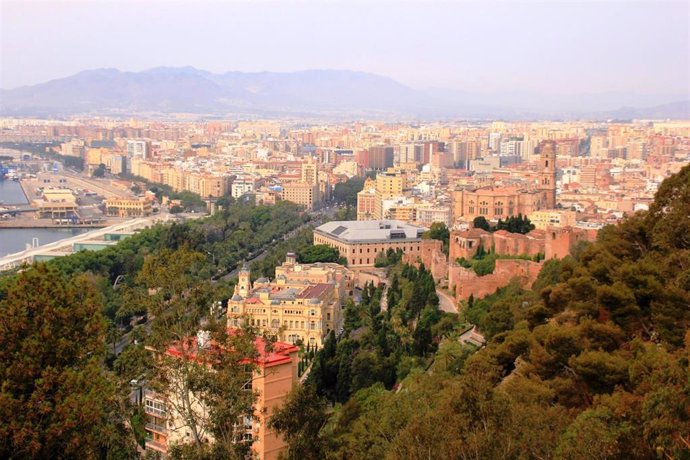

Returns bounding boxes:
[165,332,298,369]
[296,283,331,299]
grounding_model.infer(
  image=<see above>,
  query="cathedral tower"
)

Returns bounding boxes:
[538,140,557,209]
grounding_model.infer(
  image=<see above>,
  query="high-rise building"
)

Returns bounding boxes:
[368,146,394,170]
[488,132,502,152]
[449,140,481,168]
[281,182,319,210]
[127,140,150,159]
[356,178,377,220]
[398,143,423,164]
[301,157,318,185]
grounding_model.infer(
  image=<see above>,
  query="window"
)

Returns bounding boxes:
[479,201,489,216]
[494,201,504,216]
[145,399,166,417]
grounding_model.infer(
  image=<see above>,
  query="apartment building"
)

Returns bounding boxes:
[143,334,299,459]
[281,182,319,210]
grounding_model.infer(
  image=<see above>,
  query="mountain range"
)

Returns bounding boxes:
[1,67,688,120]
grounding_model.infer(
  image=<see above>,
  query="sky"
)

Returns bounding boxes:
[1,0,689,98]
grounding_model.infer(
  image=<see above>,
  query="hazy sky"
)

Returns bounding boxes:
[1,0,689,96]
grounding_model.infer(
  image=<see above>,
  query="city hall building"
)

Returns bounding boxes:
[313,220,426,267]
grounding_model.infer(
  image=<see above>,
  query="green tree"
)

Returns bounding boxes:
[298,244,346,264]
[135,248,259,457]
[423,222,450,255]
[332,177,365,206]
[0,264,135,458]
[269,384,329,460]
[473,216,491,231]
[93,163,107,178]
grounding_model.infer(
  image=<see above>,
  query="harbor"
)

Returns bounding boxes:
[0,214,172,271]
[0,150,146,255]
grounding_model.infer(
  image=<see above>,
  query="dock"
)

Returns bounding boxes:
[0,214,174,272]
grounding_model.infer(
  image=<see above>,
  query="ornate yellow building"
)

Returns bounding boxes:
[227,254,352,347]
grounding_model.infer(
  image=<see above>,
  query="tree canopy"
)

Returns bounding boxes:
[422,222,450,255]
[298,244,346,265]
[271,165,690,460]
[0,264,135,458]
[332,177,365,207]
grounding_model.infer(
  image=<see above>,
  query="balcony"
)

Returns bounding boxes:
[145,438,168,453]
[146,421,167,434]
[144,405,167,418]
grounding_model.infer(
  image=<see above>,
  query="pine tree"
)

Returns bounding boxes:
[0,264,135,458]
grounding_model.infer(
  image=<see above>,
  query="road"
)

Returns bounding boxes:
[437,288,458,313]
[219,220,315,281]
[113,218,316,354]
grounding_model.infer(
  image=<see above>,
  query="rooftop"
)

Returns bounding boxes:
[315,220,425,243]
[296,283,331,299]
[165,333,299,368]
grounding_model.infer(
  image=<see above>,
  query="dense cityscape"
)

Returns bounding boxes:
[1,0,689,459]
[0,114,688,458]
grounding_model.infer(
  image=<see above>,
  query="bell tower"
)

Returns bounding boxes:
[238,262,251,298]
[538,140,557,209]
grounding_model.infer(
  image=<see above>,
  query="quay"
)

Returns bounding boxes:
[0,214,173,272]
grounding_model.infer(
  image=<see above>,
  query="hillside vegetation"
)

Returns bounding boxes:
[272,164,690,459]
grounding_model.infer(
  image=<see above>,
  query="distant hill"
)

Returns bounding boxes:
[1,67,687,120]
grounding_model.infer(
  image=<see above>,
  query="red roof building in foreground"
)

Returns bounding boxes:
[144,331,299,460]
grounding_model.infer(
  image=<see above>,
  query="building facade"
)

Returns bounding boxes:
[313,220,426,267]
[227,256,351,347]
[105,197,153,217]
[143,335,299,460]
[452,140,558,222]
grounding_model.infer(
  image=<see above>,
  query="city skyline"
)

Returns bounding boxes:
[1,0,689,98]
